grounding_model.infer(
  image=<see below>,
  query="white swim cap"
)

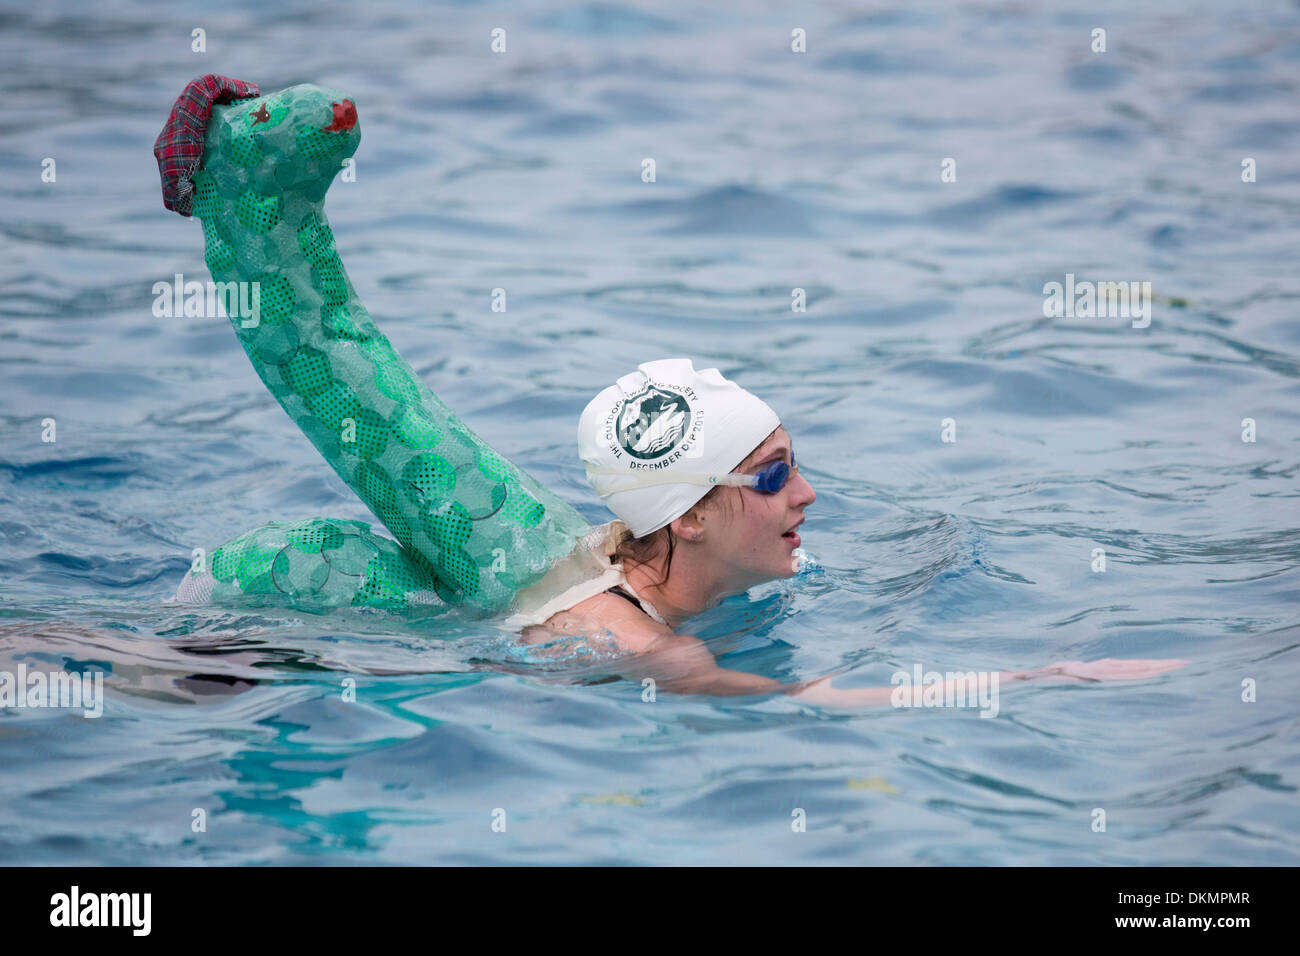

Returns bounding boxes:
[577,357,781,538]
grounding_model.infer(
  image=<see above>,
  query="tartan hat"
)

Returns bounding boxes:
[154,74,261,217]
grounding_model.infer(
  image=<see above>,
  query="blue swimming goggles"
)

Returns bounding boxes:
[587,451,799,497]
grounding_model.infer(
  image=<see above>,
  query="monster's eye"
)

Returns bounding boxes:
[242,96,289,130]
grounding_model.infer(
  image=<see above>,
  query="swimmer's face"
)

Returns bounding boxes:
[686,425,816,589]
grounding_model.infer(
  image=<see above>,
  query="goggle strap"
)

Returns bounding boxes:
[585,469,759,493]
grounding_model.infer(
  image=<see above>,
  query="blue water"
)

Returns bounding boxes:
[2,0,1298,865]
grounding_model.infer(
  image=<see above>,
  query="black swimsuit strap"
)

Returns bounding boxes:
[605,585,642,609]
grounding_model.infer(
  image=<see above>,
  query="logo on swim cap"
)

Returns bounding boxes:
[618,385,691,460]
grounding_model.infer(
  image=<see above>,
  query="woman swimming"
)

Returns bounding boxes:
[156,76,1184,707]
[510,359,1185,706]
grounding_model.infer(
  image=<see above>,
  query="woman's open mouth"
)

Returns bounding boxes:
[781,520,802,548]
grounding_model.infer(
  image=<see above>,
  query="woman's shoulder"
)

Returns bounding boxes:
[522,589,668,654]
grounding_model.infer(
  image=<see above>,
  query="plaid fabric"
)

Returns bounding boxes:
[154,74,260,217]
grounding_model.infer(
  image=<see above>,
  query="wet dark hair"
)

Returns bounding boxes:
[611,427,777,589]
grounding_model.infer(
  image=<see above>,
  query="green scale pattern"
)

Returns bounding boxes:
[175,85,591,616]
[200,517,450,613]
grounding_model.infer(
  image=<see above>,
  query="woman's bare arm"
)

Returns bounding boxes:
[612,624,1185,707]
[791,658,1186,709]
[539,596,1186,707]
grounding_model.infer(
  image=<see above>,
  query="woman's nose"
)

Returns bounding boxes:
[791,472,816,507]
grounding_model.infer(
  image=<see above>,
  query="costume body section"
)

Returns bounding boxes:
[172,83,590,616]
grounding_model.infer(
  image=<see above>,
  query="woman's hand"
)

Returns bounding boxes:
[1013,658,1188,683]
[793,657,1188,709]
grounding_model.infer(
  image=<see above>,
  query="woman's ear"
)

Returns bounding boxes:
[670,507,708,542]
